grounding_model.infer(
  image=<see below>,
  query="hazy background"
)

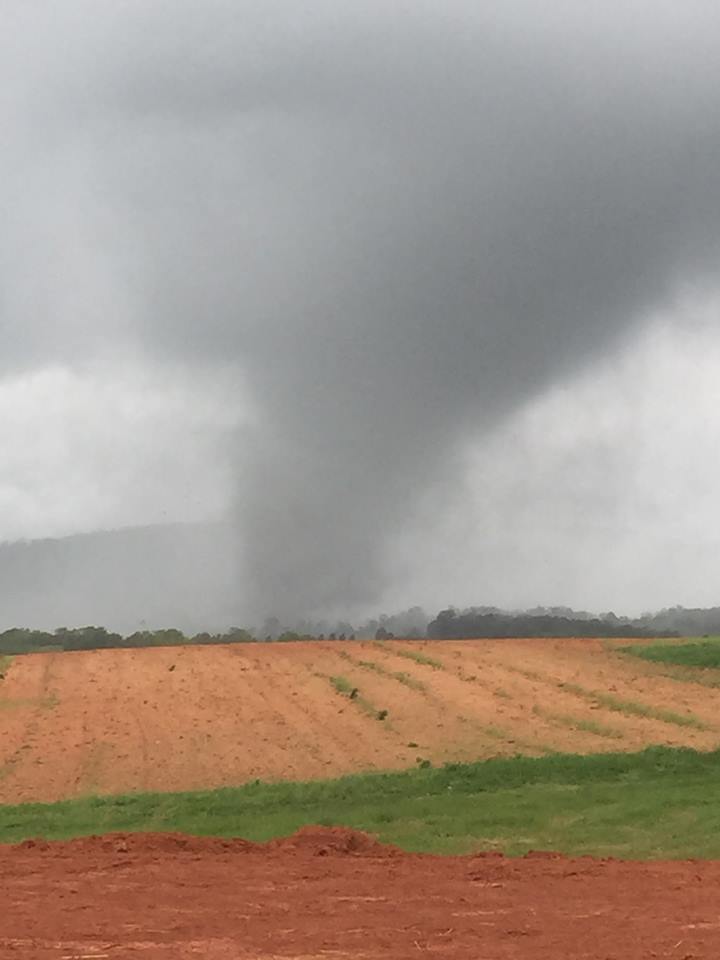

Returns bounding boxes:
[2,1,719,629]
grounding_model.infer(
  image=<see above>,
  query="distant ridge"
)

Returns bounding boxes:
[3,525,720,639]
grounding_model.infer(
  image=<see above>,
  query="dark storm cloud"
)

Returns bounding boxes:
[3,1,720,616]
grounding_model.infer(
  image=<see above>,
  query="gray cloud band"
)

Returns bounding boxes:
[2,1,720,617]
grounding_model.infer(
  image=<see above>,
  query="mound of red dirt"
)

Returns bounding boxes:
[8,826,397,859]
[12,831,257,857]
[267,825,402,857]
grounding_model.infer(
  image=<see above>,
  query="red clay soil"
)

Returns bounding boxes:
[2,828,719,959]
[5,640,720,804]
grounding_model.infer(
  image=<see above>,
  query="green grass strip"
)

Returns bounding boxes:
[376,642,443,669]
[533,705,624,740]
[329,675,355,696]
[560,681,708,730]
[337,650,427,692]
[327,675,388,721]
[623,638,720,669]
[6,747,720,858]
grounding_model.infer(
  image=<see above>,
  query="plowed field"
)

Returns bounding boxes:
[1,638,718,803]
[4,827,720,959]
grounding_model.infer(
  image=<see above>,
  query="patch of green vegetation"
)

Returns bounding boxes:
[533,705,624,740]
[329,675,355,696]
[357,658,426,691]
[377,643,443,670]
[597,693,706,729]
[7,747,720,858]
[456,716,545,756]
[327,675,388,722]
[0,691,58,711]
[623,638,720,669]
[558,681,590,697]
[517,667,544,681]
[337,648,426,689]
[0,655,12,679]
[572,717,624,740]
[642,663,720,689]
[559,681,708,730]
[480,723,509,740]
[613,640,720,688]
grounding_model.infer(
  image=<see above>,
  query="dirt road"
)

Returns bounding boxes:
[2,828,719,959]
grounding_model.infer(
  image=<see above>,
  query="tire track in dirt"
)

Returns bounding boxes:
[309,643,436,764]
[480,639,720,751]
[265,642,427,771]
[350,641,534,759]
[226,643,391,778]
[491,662,666,752]
[366,641,559,758]
[371,640,708,756]
[164,645,296,787]
[0,654,63,800]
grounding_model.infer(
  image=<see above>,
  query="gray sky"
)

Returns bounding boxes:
[2,0,720,620]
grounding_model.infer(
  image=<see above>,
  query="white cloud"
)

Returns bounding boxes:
[0,362,247,541]
[388,305,720,615]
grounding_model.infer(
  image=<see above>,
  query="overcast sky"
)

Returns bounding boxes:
[2,1,720,620]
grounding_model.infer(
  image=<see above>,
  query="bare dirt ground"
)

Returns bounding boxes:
[2,827,720,959]
[2,638,719,803]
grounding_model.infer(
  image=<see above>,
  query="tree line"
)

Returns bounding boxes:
[0,626,255,656]
[6,603,720,655]
[426,608,675,639]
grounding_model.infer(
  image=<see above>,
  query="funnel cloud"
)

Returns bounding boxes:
[2,1,720,621]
